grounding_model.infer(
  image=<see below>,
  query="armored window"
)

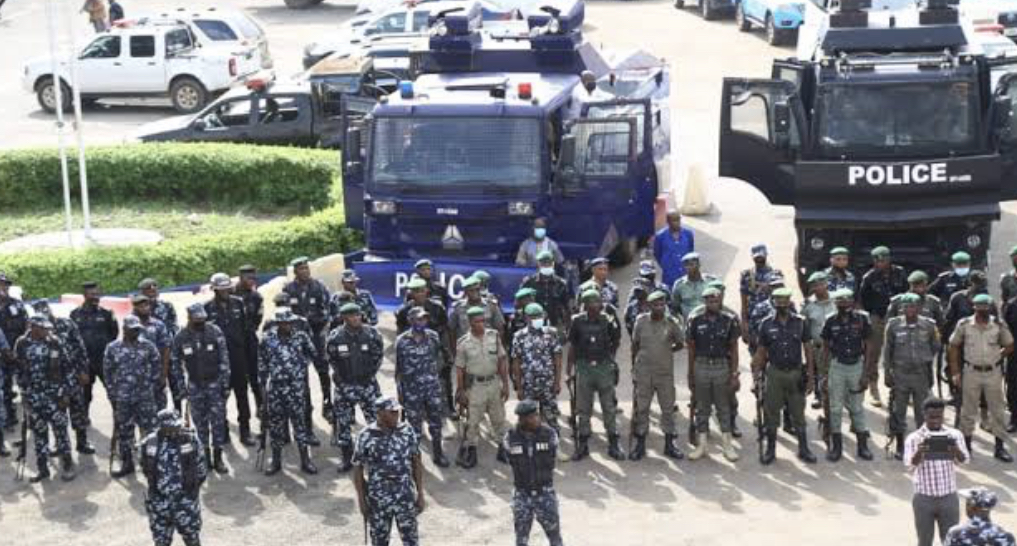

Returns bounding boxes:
[130,36,155,58]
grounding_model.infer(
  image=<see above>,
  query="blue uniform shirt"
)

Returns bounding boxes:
[653,226,695,288]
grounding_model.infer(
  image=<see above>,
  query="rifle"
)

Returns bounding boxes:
[566,374,577,446]
[688,388,697,446]
[883,386,897,459]
[109,401,119,475]
[15,399,29,481]
[819,374,831,450]
[628,376,637,456]
[455,398,470,465]
[934,349,945,399]
[753,373,766,464]
[255,385,269,471]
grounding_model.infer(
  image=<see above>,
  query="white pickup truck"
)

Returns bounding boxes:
[22,19,256,114]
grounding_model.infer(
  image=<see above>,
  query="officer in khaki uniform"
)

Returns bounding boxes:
[883,293,941,460]
[687,287,740,462]
[802,271,835,409]
[948,294,1014,462]
[455,307,511,469]
[821,288,874,462]
[629,291,685,461]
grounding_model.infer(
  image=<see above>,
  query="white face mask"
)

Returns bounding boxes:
[955,267,970,277]
[539,267,554,276]
[531,318,545,329]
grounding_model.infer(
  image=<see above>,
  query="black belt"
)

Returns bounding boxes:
[695,357,729,366]
[471,374,498,383]
[832,356,861,365]
[965,362,998,372]
[772,363,802,372]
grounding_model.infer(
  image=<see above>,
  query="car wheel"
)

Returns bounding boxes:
[36,77,71,114]
[736,3,751,30]
[766,13,781,45]
[674,0,685,9]
[284,0,323,8]
[701,0,715,20]
[170,77,208,114]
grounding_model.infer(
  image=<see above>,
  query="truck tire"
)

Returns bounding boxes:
[170,77,208,114]
[36,77,71,114]
[701,0,716,20]
[284,0,324,8]
[735,3,751,31]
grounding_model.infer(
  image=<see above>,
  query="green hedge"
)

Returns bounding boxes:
[1,207,362,299]
[0,143,339,213]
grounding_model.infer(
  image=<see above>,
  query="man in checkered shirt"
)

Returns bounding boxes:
[905,397,970,546]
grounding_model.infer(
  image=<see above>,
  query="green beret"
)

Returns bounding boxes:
[908,270,929,283]
[515,399,539,416]
[900,293,921,305]
[406,278,427,290]
[830,247,849,256]
[706,280,725,290]
[467,306,486,318]
[536,250,554,263]
[339,302,362,315]
[524,303,545,317]
[647,291,667,303]
[952,251,971,263]
[807,271,828,284]
[834,289,854,301]
[515,287,537,301]
[290,256,310,267]
[462,276,481,289]
[973,294,993,305]
[702,287,721,298]
[771,287,793,299]
[414,259,433,269]
[473,270,491,281]
[870,246,890,258]
[580,289,602,303]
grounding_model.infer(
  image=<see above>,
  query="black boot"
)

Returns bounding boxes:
[1007,417,1017,434]
[965,436,973,455]
[30,457,50,483]
[212,448,228,474]
[497,445,510,464]
[797,431,817,464]
[337,445,353,473]
[224,424,232,445]
[0,430,9,457]
[431,438,450,468]
[60,453,76,482]
[239,421,256,447]
[893,434,905,461]
[761,432,777,465]
[826,433,843,462]
[463,446,478,469]
[856,432,873,461]
[76,429,96,455]
[607,433,625,460]
[663,434,684,460]
[571,435,590,461]
[299,446,318,475]
[730,416,742,438]
[306,431,321,447]
[112,452,135,478]
[782,411,798,436]
[265,447,282,476]
[629,435,647,461]
[995,438,1014,463]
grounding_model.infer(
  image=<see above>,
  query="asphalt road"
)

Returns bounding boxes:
[2,0,1017,544]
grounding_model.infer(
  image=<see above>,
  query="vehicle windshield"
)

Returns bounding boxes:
[815,80,981,158]
[370,116,542,190]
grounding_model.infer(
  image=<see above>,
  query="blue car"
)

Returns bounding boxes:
[674,0,737,21]
[735,0,804,45]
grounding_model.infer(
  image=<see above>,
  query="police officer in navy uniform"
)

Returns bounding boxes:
[931,252,975,303]
[339,270,379,326]
[396,278,453,415]
[284,257,333,427]
[0,271,27,430]
[139,278,179,338]
[414,258,449,310]
[505,399,564,546]
[946,488,1016,546]
[204,273,255,447]
[70,281,119,444]
[521,251,573,332]
[140,408,207,546]
[234,265,264,417]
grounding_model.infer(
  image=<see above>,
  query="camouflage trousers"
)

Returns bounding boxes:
[512,487,563,546]
[189,383,227,449]
[401,375,444,442]
[30,396,71,460]
[113,397,157,459]
[266,380,311,450]
[332,380,380,448]
[146,494,202,546]
[368,483,419,546]
[68,384,90,431]
[521,380,560,432]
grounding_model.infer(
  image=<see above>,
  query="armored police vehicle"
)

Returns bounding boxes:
[339,1,671,308]
[720,0,1017,287]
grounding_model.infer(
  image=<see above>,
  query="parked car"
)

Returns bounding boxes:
[674,0,736,21]
[133,7,273,70]
[735,0,804,45]
[23,19,255,113]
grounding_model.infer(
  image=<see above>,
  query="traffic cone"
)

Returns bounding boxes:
[679,163,711,216]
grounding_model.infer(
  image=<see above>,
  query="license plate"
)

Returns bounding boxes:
[1005,27,1017,36]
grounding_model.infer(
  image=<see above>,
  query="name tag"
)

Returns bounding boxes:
[290,298,299,305]
[206,344,215,352]
[338,344,349,352]
[146,445,157,456]
[510,445,524,455]
[183,347,194,356]
[309,298,317,305]
[361,344,369,351]
[9,306,18,315]
[96,317,105,323]
[536,442,549,451]
[181,444,193,454]
[589,336,597,343]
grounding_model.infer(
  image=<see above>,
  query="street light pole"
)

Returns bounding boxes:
[65,0,93,241]
[46,0,76,248]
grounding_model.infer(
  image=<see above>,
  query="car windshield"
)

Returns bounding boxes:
[815,81,981,158]
[193,20,238,41]
[370,116,542,190]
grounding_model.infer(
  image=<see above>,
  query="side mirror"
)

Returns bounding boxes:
[193,118,208,131]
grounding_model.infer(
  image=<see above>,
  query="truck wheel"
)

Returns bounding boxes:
[170,77,208,114]
[284,0,324,8]
[701,0,716,20]
[736,3,751,31]
[36,77,71,114]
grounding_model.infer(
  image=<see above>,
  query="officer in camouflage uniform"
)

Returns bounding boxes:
[0,272,27,429]
[139,280,180,407]
[31,299,94,454]
[353,397,425,546]
[327,302,384,473]
[822,289,874,462]
[521,251,573,331]
[568,290,623,461]
[333,270,378,326]
[670,252,715,321]
[284,256,333,426]
[946,487,1015,546]
[752,288,817,464]
[824,247,857,293]
[139,278,179,337]
[506,288,537,352]
[511,303,563,432]
[259,309,318,475]
[234,265,264,418]
[15,316,77,482]
[450,276,505,342]
[740,244,780,335]
[884,293,941,460]
[456,306,512,467]
[140,408,207,546]
[105,315,162,478]
[687,288,741,462]
[395,307,450,468]
[505,399,564,546]
[630,291,685,460]
[581,257,619,309]
[396,278,453,415]
[204,273,255,447]
[132,294,173,410]
[627,261,670,311]
[888,271,945,325]
[172,304,231,474]
[70,281,119,445]
[624,282,650,338]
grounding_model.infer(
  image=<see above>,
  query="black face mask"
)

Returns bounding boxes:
[836,304,852,314]
[753,257,767,267]
[774,304,791,315]
[583,81,596,92]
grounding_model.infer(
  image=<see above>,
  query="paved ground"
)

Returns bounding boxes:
[2,0,1017,544]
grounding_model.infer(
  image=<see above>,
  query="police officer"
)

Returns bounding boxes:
[204,273,255,447]
[931,252,975,303]
[948,294,1014,462]
[824,247,857,293]
[395,307,450,468]
[327,302,384,473]
[630,260,670,304]
[396,278,454,416]
[473,269,501,309]
[567,290,623,461]
[624,282,650,338]
[505,399,564,546]
[802,271,835,410]
[234,265,264,419]
[353,397,425,546]
[1001,246,1017,303]
[258,309,318,475]
[884,294,941,460]
[859,246,909,408]
[945,272,993,335]
[821,289,874,462]
[746,275,795,435]
[0,271,27,429]
[31,299,94,454]
[521,251,573,331]
[740,244,781,340]
[131,294,173,410]
[456,307,511,467]
[687,288,740,461]
[945,488,1016,546]
[139,408,206,546]
[512,303,563,433]
[172,304,231,474]
[582,257,619,309]
[752,287,817,464]
[630,291,685,460]
[450,276,505,342]
[139,278,179,337]
[337,270,379,326]
[0,329,9,455]
[414,258,449,309]
[284,256,333,426]
[670,252,715,321]
[1002,290,1017,433]
[70,281,118,445]
[104,315,162,478]
[506,288,537,349]
[14,316,77,482]
[888,271,945,326]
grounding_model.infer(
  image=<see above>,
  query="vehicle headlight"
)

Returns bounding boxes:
[547,18,561,34]
[810,236,825,251]
[372,200,397,215]
[966,234,982,249]
[507,202,534,216]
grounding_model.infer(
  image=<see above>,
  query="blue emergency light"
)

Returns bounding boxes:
[399,81,414,98]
